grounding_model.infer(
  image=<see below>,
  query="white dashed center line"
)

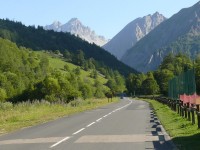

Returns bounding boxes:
[96,118,103,122]
[87,122,96,127]
[72,128,85,135]
[50,99,133,148]
[50,137,70,148]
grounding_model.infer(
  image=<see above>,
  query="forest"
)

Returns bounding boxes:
[0,19,137,76]
[126,53,200,96]
[0,38,126,103]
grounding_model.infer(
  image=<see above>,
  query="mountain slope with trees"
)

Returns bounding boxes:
[0,38,126,103]
[122,1,200,73]
[126,52,200,97]
[0,19,137,76]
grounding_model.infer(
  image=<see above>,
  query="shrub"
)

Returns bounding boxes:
[0,88,7,102]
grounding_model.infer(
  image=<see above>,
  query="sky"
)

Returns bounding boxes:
[0,0,199,39]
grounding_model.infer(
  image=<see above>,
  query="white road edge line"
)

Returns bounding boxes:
[87,122,95,127]
[72,128,85,135]
[50,137,70,148]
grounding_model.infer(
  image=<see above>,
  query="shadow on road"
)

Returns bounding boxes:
[146,110,177,150]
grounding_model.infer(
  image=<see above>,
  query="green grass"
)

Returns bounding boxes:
[143,99,200,150]
[36,51,107,85]
[0,98,119,135]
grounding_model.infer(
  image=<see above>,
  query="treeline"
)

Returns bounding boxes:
[0,19,137,76]
[126,53,200,96]
[0,38,126,103]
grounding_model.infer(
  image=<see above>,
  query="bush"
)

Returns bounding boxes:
[0,88,7,102]
[69,99,83,107]
[0,102,13,110]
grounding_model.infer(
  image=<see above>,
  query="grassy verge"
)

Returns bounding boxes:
[0,98,118,135]
[142,99,200,150]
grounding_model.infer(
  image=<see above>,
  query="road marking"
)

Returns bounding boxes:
[86,122,95,127]
[72,128,85,135]
[103,115,108,118]
[75,134,159,143]
[96,118,103,122]
[50,137,70,148]
[0,137,66,146]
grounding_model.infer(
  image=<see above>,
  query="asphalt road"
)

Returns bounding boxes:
[0,98,176,150]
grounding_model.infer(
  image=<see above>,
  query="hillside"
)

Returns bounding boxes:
[121,1,200,73]
[0,19,137,76]
[103,12,166,59]
[44,18,108,46]
[36,51,108,85]
[0,38,127,103]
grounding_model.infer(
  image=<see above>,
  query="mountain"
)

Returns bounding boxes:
[0,19,137,76]
[103,12,166,59]
[121,1,200,73]
[44,18,108,46]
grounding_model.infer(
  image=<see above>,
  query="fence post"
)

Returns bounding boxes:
[181,101,184,117]
[178,100,181,115]
[187,103,191,121]
[196,105,200,129]
[184,104,187,118]
[191,104,195,125]
[174,100,177,112]
[179,101,182,116]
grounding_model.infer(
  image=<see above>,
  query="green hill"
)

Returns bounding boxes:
[0,19,137,76]
[0,38,126,103]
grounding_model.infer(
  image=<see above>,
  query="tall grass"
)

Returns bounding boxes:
[0,98,118,135]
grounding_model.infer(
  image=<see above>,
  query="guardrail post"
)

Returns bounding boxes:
[187,103,191,121]
[174,100,177,111]
[191,104,195,125]
[196,105,200,129]
[184,104,187,118]
[180,101,184,117]
[177,100,180,114]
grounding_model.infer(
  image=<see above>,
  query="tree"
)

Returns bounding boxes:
[79,83,93,100]
[94,79,105,98]
[160,53,174,71]
[73,67,81,75]
[107,78,117,92]
[90,69,98,79]
[154,69,174,96]
[42,77,60,97]
[64,64,70,71]
[115,74,126,93]
[0,88,7,102]
[76,50,85,66]
[63,50,72,62]
[141,75,159,95]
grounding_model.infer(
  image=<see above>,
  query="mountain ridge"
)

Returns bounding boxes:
[121,2,200,73]
[44,18,108,46]
[103,12,166,59]
[0,18,137,76]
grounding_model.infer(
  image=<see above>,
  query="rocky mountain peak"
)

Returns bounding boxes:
[121,1,200,73]
[44,18,108,46]
[67,18,82,26]
[52,21,62,28]
[103,12,166,60]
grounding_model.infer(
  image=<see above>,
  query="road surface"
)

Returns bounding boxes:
[0,98,176,150]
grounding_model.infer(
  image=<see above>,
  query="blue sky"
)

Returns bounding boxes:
[0,0,199,39]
